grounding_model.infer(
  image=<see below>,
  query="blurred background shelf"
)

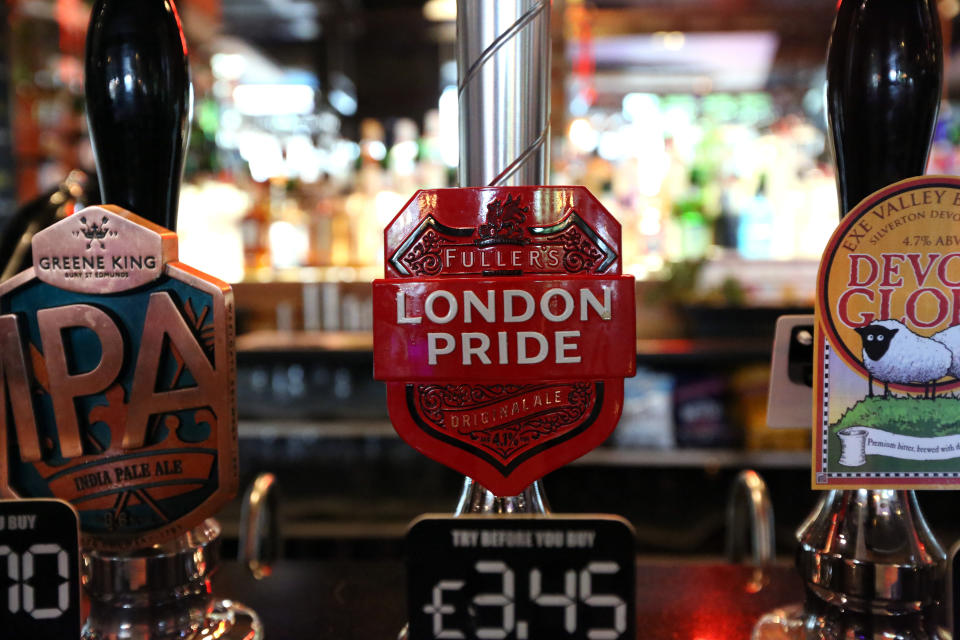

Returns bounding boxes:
[239,419,808,468]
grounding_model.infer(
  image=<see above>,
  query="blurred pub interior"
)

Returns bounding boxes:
[4,0,960,560]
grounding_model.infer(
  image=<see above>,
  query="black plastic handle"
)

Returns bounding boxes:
[826,0,942,218]
[84,0,192,231]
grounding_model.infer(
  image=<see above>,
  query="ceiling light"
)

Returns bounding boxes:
[568,118,598,154]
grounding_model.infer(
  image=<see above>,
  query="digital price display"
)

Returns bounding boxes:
[0,499,81,640]
[406,515,635,640]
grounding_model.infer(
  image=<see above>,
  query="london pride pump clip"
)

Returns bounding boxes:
[373,186,636,496]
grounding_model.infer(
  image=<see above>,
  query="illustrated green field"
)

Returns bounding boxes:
[828,396,960,473]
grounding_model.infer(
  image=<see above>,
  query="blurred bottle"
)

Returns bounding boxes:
[240,181,271,276]
[713,174,741,251]
[418,109,448,188]
[345,118,387,266]
[330,191,352,267]
[673,168,711,259]
[268,178,309,270]
[738,175,775,260]
[308,180,335,267]
[388,118,419,195]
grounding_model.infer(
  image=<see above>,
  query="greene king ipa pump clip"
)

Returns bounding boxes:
[0,2,261,638]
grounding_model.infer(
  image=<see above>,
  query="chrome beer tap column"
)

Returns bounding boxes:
[796,490,944,636]
[457,0,550,188]
[82,521,261,640]
[454,0,552,516]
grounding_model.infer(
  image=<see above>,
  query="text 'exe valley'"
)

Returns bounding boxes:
[841,188,960,251]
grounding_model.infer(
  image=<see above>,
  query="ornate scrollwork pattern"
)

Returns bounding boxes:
[414,382,596,461]
[560,228,603,273]
[401,229,445,275]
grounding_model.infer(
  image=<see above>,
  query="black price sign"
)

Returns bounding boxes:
[0,499,81,640]
[406,515,635,640]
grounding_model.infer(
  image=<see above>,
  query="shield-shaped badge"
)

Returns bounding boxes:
[0,206,237,550]
[374,187,636,495]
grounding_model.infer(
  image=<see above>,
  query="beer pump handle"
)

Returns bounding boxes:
[84,0,192,232]
[789,0,947,626]
[826,0,942,217]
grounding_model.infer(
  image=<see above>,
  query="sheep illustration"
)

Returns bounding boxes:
[854,319,951,399]
[931,324,960,379]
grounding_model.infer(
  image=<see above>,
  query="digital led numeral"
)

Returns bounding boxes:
[579,563,627,640]
[530,568,576,632]
[474,561,515,639]
[0,544,71,620]
[425,581,466,639]
[423,561,628,639]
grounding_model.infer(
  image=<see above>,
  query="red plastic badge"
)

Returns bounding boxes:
[373,187,635,495]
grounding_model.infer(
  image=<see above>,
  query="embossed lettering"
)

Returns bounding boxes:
[126,293,218,451]
[37,305,124,459]
[0,315,41,462]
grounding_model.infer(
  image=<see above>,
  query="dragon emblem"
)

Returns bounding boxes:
[475,194,529,246]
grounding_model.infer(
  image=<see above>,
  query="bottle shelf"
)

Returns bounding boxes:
[237,420,808,469]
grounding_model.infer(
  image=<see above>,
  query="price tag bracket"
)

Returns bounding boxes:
[766,315,814,429]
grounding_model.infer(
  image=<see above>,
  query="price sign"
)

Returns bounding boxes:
[406,515,635,640]
[0,206,237,550]
[374,187,636,495]
[0,499,81,640]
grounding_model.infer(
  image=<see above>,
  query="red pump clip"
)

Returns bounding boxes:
[374,187,636,495]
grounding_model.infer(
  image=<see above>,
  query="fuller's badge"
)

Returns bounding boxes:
[374,187,636,495]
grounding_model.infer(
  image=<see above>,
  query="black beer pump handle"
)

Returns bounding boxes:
[84,0,192,232]
[826,0,942,218]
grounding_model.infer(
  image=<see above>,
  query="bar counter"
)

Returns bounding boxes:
[214,560,804,639]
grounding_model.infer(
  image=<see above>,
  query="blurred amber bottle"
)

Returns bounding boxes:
[240,181,272,274]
